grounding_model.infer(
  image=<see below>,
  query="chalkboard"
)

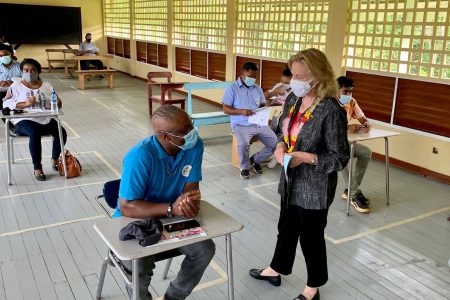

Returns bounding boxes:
[0,4,82,45]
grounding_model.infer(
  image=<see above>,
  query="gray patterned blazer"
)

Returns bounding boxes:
[278,93,350,210]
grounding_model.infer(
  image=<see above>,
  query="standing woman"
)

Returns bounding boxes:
[3,58,67,181]
[249,48,349,300]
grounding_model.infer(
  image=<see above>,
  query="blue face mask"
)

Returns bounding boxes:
[339,94,352,105]
[167,127,199,150]
[0,55,11,65]
[244,76,256,87]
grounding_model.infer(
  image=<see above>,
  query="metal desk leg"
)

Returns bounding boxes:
[5,121,11,185]
[346,143,355,215]
[55,116,67,178]
[384,137,390,206]
[225,233,234,300]
[132,259,139,300]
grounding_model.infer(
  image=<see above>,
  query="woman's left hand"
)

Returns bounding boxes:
[288,151,307,168]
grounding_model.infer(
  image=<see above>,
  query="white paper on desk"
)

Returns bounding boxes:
[283,154,292,180]
[24,108,45,113]
[248,106,271,126]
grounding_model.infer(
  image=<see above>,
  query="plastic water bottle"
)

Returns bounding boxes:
[50,88,58,112]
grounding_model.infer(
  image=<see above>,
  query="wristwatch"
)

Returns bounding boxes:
[167,202,173,217]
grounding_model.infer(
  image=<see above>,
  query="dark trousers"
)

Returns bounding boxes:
[270,203,329,287]
[80,59,104,70]
[14,119,67,170]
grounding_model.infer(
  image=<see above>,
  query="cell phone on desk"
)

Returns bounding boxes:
[164,219,201,232]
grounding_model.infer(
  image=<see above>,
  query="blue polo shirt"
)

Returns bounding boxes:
[0,61,21,81]
[222,79,266,128]
[112,135,203,218]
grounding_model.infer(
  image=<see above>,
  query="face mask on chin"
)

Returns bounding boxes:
[290,79,314,97]
[167,127,199,150]
[22,72,39,83]
[0,55,11,65]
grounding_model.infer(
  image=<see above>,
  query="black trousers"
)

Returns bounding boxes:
[14,119,67,170]
[80,59,104,70]
[270,203,329,287]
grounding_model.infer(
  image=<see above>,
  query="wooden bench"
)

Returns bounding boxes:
[75,70,117,90]
[184,82,233,127]
[45,49,78,78]
[231,106,283,168]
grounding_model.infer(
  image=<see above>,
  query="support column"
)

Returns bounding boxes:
[225,0,236,81]
[325,0,349,76]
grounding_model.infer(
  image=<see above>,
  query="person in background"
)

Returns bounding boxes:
[0,43,21,100]
[337,76,372,213]
[265,66,293,106]
[3,59,67,181]
[249,48,349,300]
[114,105,215,300]
[266,66,293,168]
[222,62,278,179]
[78,33,104,72]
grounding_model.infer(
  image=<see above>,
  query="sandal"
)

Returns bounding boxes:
[51,159,59,171]
[35,172,46,181]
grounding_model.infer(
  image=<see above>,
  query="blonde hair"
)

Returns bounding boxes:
[288,48,337,100]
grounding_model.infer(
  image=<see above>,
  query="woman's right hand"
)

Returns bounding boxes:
[275,143,287,165]
[26,96,36,107]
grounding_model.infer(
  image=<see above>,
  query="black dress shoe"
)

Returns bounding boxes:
[293,289,320,300]
[249,268,281,286]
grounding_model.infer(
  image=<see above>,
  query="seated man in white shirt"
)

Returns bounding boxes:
[78,33,103,71]
[0,43,21,106]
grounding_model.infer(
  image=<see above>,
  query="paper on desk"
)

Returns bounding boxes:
[248,106,271,126]
[283,154,292,180]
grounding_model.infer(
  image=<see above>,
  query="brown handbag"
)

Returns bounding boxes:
[58,150,82,178]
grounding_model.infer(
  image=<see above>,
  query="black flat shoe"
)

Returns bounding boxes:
[35,173,46,181]
[249,268,281,286]
[293,289,320,300]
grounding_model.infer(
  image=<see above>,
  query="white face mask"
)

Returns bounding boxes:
[283,83,291,90]
[290,79,314,97]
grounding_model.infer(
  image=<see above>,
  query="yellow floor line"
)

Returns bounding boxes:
[70,86,85,94]
[332,205,450,244]
[0,215,105,238]
[0,181,104,200]
[91,97,111,110]
[245,186,450,244]
[92,150,121,177]
[155,260,228,300]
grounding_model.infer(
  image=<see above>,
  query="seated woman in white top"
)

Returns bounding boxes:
[3,58,67,181]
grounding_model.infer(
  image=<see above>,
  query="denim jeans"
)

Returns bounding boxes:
[341,143,372,196]
[14,119,67,170]
[121,239,215,300]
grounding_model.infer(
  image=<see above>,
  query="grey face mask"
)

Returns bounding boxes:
[22,72,39,83]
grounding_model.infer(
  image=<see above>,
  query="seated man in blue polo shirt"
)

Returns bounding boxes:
[222,62,277,179]
[113,105,215,300]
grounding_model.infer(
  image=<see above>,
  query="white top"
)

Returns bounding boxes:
[348,128,400,143]
[79,41,99,56]
[3,81,54,125]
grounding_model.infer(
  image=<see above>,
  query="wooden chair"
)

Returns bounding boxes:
[147,72,186,116]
